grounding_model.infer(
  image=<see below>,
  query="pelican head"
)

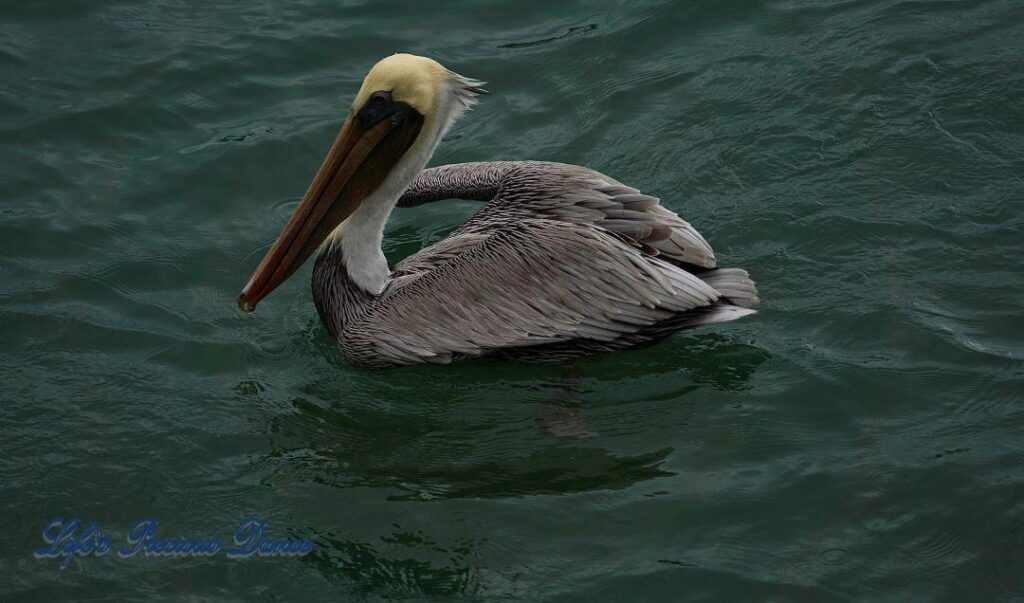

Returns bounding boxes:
[238,54,485,312]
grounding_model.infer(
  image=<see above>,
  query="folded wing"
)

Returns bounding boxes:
[349,219,723,365]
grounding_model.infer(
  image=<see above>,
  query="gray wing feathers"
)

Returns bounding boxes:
[351,221,723,364]
[397,161,519,206]
[699,268,761,308]
[391,232,488,279]
[355,161,761,367]
[399,161,717,268]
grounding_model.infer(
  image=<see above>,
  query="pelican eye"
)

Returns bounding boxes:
[358,91,398,125]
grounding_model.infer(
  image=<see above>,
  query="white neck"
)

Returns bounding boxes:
[334,86,468,294]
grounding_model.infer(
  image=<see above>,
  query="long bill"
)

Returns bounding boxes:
[237,106,423,313]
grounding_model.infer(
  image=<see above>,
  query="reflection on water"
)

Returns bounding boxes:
[258,322,767,503]
[533,401,595,439]
[261,393,676,500]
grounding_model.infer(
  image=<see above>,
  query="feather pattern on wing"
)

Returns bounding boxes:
[315,161,757,368]
[341,219,720,366]
[399,161,716,269]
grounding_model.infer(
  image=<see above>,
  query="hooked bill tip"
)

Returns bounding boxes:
[237,293,257,314]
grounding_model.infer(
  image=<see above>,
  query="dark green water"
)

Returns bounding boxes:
[3,0,1023,600]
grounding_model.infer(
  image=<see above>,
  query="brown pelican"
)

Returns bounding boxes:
[238,54,760,369]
